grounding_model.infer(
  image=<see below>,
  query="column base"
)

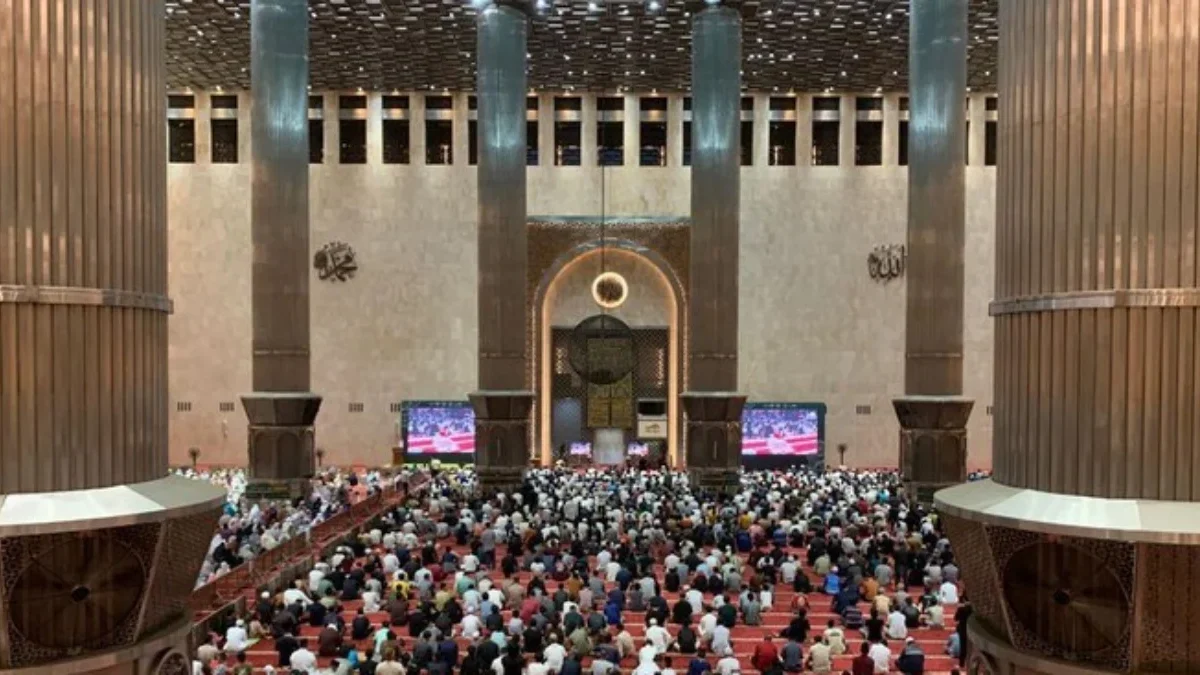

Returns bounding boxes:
[0,618,195,675]
[469,391,534,496]
[681,392,746,493]
[0,478,223,672]
[892,395,973,503]
[966,612,1132,675]
[241,393,322,491]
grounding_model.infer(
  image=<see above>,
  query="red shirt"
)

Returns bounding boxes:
[752,641,779,672]
[851,654,875,675]
[520,597,541,623]
[429,564,445,583]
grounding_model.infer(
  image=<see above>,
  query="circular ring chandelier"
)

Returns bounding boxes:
[592,271,628,309]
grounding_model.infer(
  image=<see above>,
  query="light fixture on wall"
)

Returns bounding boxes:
[592,271,628,308]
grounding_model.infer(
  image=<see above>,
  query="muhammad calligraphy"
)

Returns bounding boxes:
[313,241,359,282]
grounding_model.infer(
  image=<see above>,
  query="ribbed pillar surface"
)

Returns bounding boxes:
[0,0,167,492]
[905,0,968,395]
[688,5,741,392]
[893,0,972,501]
[474,4,531,493]
[476,3,529,391]
[250,0,311,393]
[993,0,1200,500]
[685,6,742,487]
[243,0,321,489]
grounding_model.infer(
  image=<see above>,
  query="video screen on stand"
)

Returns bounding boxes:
[741,402,826,469]
[403,402,475,457]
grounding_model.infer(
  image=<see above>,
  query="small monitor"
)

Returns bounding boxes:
[637,399,667,416]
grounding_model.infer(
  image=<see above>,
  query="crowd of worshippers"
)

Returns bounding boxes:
[193,466,972,675]
[186,468,409,588]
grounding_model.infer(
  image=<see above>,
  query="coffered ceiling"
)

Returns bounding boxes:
[165,0,999,93]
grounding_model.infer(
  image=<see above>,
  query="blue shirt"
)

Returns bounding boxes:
[604,602,621,626]
[687,657,713,675]
[824,572,841,595]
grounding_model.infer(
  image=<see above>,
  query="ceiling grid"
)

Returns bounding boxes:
[165,0,998,92]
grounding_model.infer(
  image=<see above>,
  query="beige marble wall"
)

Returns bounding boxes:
[166,95,996,470]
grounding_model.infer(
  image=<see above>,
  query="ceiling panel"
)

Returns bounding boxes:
[164,0,998,93]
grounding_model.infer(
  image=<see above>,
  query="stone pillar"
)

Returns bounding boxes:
[453,92,471,167]
[796,94,813,166]
[686,5,743,490]
[882,93,900,167]
[538,93,554,168]
[322,93,338,165]
[838,94,856,167]
[367,92,384,165]
[667,94,684,167]
[0,1,223,671]
[752,94,769,168]
[581,94,598,168]
[967,92,986,168]
[195,91,214,163]
[939,2,1200,673]
[893,0,972,501]
[623,93,639,167]
[238,90,254,165]
[242,0,322,499]
[411,94,427,166]
[474,2,532,494]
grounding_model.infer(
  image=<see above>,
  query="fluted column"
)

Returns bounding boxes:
[242,0,322,496]
[939,3,1200,673]
[0,3,223,671]
[988,0,1200,501]
[0,0,170,492]
[474,2,532,494]
[893,0,973,502]
[685,5,743,491]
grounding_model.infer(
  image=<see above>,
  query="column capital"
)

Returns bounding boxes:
[479,0,535,19]
[240,392,323,426]
[685,1,746,14]
[892,395,974,430]
[468,390,535,420]
[680,392,747,422]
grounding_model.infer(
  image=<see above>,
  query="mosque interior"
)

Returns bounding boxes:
[2,0,1200,673]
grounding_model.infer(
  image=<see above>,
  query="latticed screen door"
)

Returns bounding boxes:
[587,374,633,427]
[551,327,668,439]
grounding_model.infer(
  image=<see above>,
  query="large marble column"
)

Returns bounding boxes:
[939,2,1200,673]
[0,1,223,671]
[241,0,322,499]
[892,0,973,503]
[684,4,744,492]
[473,2,532,495]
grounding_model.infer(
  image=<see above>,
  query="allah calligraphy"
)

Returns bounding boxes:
[313,241,358,282]
[867,244,906,283]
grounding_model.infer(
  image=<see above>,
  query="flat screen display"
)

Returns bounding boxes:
[627,441,650,456]
[569,442,593,456]
[741,404,822,456]
[403,402,475,455]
